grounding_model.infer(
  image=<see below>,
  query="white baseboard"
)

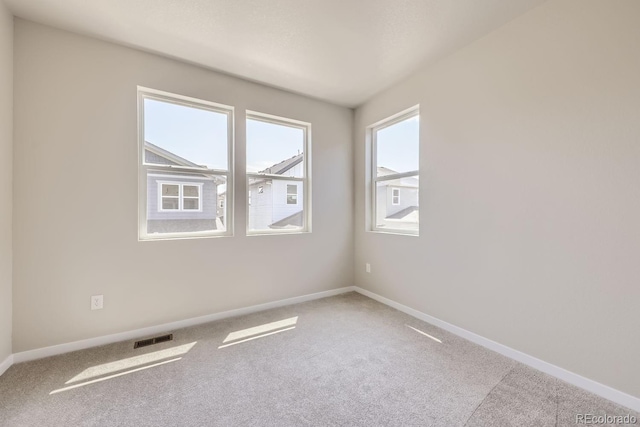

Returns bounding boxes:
[11,286,355,365]
[7,285,639,412]
[352,286,640,413]
[0,354,13,376]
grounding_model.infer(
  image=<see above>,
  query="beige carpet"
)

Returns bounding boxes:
[0,292,637,426]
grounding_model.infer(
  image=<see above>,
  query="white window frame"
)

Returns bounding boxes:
[369,106,419,236]
[391,187,400,205]
[138,86,234,240]
[246,111,311,236]
[157,181,204,213]
[286,184,298,205]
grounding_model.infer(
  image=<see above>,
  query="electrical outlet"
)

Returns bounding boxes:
[91,295,104,310]
[366,263,371,273]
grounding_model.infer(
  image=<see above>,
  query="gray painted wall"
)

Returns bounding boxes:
[355,0,640,398]
[0,1,13,363]
[12,19,354,352]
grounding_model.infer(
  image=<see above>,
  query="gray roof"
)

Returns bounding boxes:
[144,141,206,169]
[269,210,304,229]
[377,167,418,188]
[145,141,225,184]
[386,206,418,220]
[260,153,303,175]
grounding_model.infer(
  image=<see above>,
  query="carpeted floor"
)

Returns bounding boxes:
[0,292,637,426]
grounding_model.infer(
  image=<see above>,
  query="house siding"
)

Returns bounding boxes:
[147,174,217,221]
[280,162,303,178]
[386,185,418,217]
[272,180,303,224]
[145,150,179,166]
[248,181,273,230]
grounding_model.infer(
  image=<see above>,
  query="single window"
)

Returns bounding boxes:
[138,87,233,240]
[392,188,400,205]
[287,184,298,205]
[246,112,311,234]
[370,106,419,235]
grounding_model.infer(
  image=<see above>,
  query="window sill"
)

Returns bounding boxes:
[368,229,419,237]
[138,232,232,242]
[247,229,310,237]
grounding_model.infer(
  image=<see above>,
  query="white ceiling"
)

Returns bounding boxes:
[5,0,545,107]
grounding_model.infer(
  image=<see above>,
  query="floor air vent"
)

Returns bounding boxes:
[134,334,173,349]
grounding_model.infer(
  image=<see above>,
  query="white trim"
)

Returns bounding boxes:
[8,286,639,412]
[157,181,204,213]
[352,286,640,412]
[286,183,298,205]
[12,287,355,364]
[0,354,13,376]
[391,187,400,205]
[368,104,421,131]
[147,173,218,181]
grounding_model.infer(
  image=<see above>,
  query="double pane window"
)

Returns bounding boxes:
[138,88,233,239]
[371,107,419,235]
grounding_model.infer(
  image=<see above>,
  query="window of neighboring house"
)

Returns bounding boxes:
[158,182,202,212]
[391,188,400,205]
[287,184,298,204]
[246,111,311,234]
[369,106,419,235]
[138,87,233,240]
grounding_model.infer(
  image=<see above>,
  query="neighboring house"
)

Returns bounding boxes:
[376,166,419,227]
[216,191,226,222]
[145,141,223,233]
[248,153,304,230]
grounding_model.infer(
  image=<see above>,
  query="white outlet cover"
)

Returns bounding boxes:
[91,295,104,310]
[366,263,371,273]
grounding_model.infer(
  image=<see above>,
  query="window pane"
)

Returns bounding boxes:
[162,184,179,197]
[248,178,304,232]
[144,98,228,170]
[247,118,304,177]
[147,172,226,234]
[375,176,419,231]
[376,115,419,177]
[183,198,199,210]
[183,185,199,197]
[162,198,179,210]
[286,184,298,205]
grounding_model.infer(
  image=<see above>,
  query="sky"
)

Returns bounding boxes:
[144,98,228,170]
[376,115,419,175]
[246,119,303,174]
[144,99,304,174]
[145,97,418,178]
